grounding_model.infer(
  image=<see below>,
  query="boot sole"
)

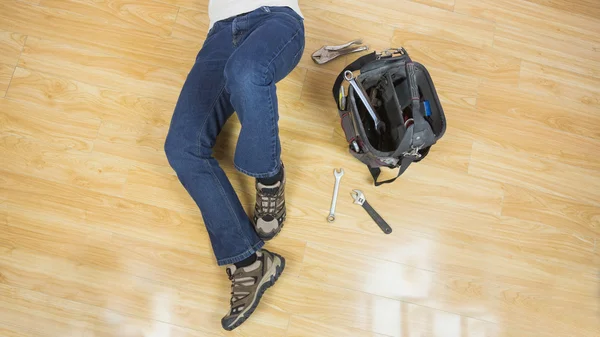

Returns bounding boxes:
[222,254,286,331]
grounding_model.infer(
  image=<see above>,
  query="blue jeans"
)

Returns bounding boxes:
[164,6,305,266]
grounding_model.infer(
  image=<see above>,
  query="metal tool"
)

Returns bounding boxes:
[350,190,392,234]
[312,39,369,64]
[376,47,406,59]
[344,70,385,133]
[327,168,344,222]
[338,85,346,111]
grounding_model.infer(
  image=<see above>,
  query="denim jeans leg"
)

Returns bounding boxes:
[164,22,264,266]
[224,7,305,178]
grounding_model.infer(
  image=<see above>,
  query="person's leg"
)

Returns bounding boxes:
[218,6,305,331]
[164,19,264,267]
[224,6,305,240]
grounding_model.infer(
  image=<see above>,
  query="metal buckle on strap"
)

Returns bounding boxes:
[376,47,406,59]
[403,146,422,159]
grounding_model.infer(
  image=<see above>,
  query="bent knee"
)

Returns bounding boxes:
[164,130,215,174]
[164,131,183,170]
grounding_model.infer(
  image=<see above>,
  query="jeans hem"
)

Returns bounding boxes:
[235,161,281,178]
[217,240,265,266]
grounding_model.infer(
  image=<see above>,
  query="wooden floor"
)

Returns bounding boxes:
[1,0,599,336]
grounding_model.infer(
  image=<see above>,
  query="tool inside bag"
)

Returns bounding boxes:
[332,48,446,186]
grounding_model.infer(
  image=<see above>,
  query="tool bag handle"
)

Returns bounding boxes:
[400,62,436,153]
[368,146,431,186]
[368,156,414,186]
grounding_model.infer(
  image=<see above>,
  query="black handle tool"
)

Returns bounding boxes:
[351,190,392,234]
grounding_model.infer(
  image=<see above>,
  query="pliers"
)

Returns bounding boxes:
[312,39,369,64]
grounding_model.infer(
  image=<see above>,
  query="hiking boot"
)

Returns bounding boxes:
[221,249,285,331]
[253,166,286,240]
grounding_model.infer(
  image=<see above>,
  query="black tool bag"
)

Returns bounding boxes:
[332,48,446,186]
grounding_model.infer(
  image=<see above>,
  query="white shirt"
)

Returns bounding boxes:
[208,0,303,28]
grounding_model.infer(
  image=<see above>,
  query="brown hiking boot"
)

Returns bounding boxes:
[253,165,286,240]
[221,249,285,331]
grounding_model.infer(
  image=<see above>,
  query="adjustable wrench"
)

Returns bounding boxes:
[344,70,385,133]
[350,190,392,234]
[327,168,344,222]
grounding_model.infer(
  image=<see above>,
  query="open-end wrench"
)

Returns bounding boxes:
[327,168,344,222]
[344,70,385,133]
[350,190,392,234]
